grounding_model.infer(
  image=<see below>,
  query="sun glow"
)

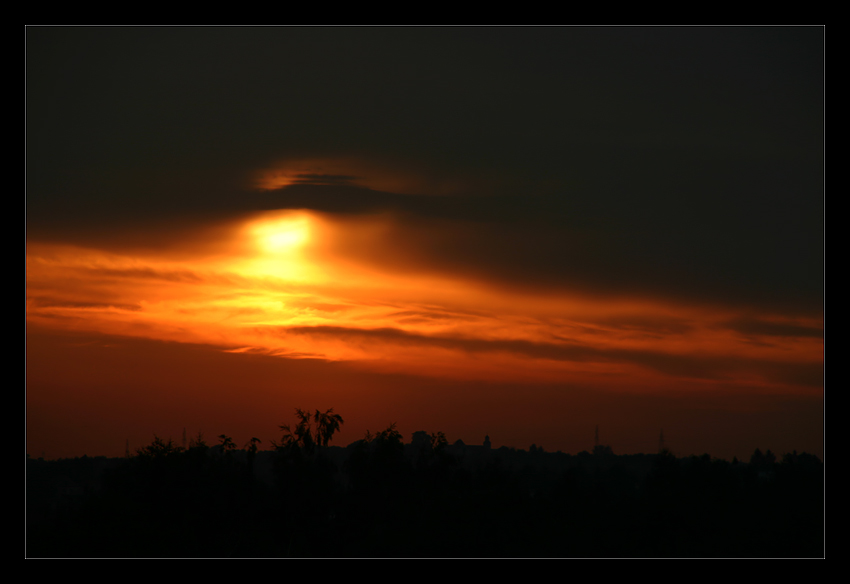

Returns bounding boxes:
[227,211,326,284]
[252,213,311,253]
[25,209,823,393]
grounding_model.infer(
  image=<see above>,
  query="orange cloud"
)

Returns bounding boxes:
[26,209,823,395]
[253,155,524,198]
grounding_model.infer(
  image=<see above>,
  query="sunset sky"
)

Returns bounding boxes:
[26,27,823,461]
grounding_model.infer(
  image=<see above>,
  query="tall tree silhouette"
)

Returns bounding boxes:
[313,408,344,448]
[275,408,315,453]
[274,408,344,454]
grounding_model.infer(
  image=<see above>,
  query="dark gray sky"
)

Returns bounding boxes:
[27,26,823,313]
[26,27,824,460]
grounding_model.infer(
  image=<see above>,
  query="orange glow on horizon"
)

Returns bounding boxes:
[26,209,823,395]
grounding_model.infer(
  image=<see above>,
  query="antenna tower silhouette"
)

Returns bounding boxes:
[658,429,666,453]
[594,425,600,449]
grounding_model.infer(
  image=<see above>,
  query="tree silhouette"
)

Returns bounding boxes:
[245,436,262,455]
[274,408,315,454]
[274,408,344,455]
[245,437,262,477]
[135,435,183,460]
[218,434,236,455]
[313,408,344,448]
[431,431,448,451]
[189,431,207,450]
[376,423,402,444]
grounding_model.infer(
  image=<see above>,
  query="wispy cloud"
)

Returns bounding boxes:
[26,209,822,395]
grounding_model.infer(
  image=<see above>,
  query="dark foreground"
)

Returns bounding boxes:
[27,434,823,557]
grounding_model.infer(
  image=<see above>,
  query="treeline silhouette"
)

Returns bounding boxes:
[27,410,823,557]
